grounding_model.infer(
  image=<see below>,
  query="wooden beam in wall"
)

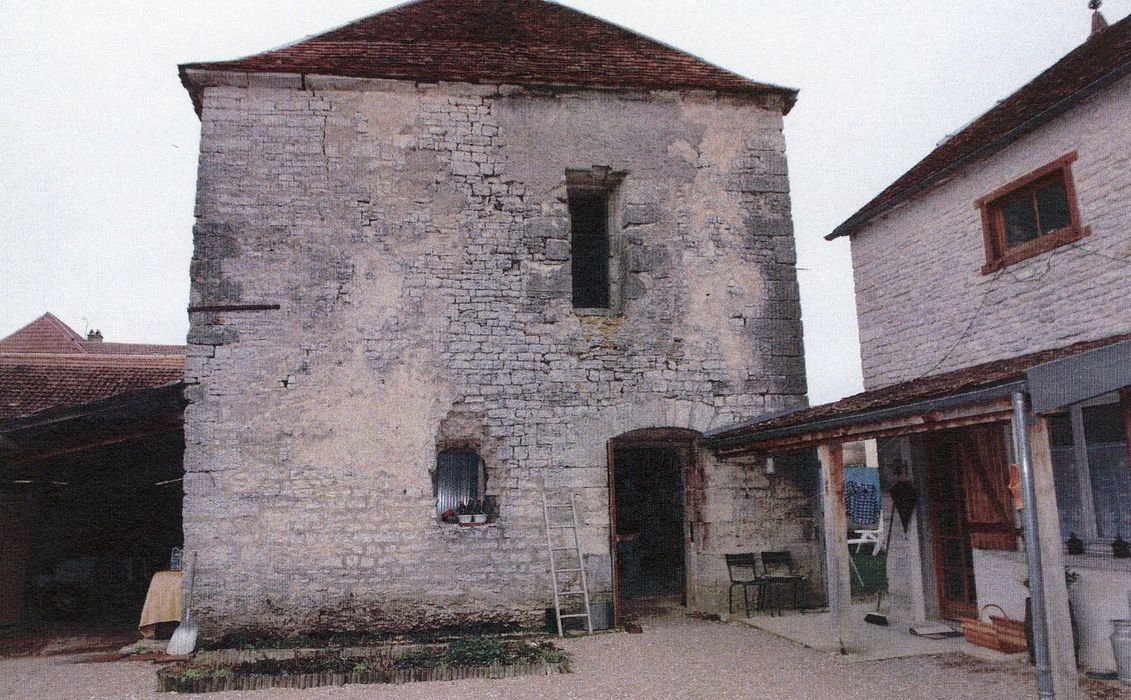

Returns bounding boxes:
[817,442,854,654]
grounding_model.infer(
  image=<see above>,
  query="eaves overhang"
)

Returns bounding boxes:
[703,379,1025,452]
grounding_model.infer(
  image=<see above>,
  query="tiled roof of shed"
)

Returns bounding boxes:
[0,313,182,356]
[179,0,796,111]
[706,332,1131,446]
[828,12,1131,240]
[0,315,185,420]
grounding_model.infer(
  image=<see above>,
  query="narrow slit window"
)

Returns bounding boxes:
[569,189,610,309]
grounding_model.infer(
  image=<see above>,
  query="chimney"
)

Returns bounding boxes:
[87,329,103,342]
[1090,0,1109,37]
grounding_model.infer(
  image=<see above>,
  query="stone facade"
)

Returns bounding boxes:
[851,74,1131,390]
[184,74,809,637]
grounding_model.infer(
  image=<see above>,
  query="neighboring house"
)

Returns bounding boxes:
[0,313,185,624]
[178,0,814,638]
[706,10,1130,696]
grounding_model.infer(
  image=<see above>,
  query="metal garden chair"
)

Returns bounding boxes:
[725,553,767,617]
[758,550,808,616]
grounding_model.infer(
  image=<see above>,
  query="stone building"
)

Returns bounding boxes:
[707,11,1130,696]
[179,0,814,638]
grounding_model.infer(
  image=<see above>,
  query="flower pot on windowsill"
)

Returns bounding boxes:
[458,514,474,525]
[472,514,488,524]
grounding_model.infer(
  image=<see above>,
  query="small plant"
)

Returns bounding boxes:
[391,637,567,670]
[445,636,509,666]
[178,667,207,682]
[536,644,567,664]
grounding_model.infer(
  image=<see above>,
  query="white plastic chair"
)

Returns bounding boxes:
[847,507,886,555]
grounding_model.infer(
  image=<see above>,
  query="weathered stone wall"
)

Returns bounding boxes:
[691,450,823,612]
[850,74,1131,389]
[184,74,808,637]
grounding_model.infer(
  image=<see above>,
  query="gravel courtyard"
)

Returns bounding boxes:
[2,615,1126,700]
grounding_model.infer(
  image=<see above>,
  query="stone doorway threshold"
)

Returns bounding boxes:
[732,603,1025,663]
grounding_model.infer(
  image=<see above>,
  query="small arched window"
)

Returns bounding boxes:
[435,448,486,517]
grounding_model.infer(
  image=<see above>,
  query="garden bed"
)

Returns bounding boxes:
[158,637,569,693]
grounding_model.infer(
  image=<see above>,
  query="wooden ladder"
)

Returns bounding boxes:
[542,491,594,637]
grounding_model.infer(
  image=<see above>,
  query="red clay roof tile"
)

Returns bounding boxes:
[0,315,185,419]
[180,0,796,111]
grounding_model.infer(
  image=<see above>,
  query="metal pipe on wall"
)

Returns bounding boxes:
[1012,391,1054,699]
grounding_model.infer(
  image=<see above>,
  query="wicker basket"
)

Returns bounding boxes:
[961,618,1000,651]
[961,604,1028,653]
[990,613,1028,653]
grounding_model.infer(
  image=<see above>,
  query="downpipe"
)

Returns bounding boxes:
[1012,391,1054,699]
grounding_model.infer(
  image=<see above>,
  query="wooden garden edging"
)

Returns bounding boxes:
[157,660,570,693]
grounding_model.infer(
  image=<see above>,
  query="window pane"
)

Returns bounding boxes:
[1048,414,1086,538]
[1048,413,1074,447]
[1050,444,1086,540]
[569,189,610,309]
[1082,404,1131,539]
[1035,179,1071,233]
[1000,197,1038,247]
[1083,403,1125,443]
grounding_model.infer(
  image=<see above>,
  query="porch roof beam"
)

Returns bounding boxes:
[714,401,1013,457]
[705,380,1025,452]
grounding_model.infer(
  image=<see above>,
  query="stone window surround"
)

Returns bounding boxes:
[976,151,1089,274]
[566,167,627,317]
[432,436,500,526]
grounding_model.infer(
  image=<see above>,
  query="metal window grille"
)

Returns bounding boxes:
[435,449,483,516]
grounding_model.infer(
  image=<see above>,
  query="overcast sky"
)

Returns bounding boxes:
[2,1,1127,404]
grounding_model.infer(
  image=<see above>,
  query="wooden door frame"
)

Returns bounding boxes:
[923,429,979,620]
[607,428,699,626]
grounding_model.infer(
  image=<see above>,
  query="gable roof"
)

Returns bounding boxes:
[0,312,86,354]
[180,0,796,113]
[0,313,183,356]
[828,12,1131,240]
[0,314,185,419]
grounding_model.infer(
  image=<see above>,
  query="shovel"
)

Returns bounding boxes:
[167,551,198,655]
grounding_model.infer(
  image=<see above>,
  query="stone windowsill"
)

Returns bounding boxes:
[438,522,504,539]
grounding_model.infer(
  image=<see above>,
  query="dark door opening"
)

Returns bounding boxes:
[611,446,686,617]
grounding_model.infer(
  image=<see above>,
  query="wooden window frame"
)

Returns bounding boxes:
[975,152,1089,274]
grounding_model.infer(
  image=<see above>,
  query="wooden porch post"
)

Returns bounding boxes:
[818,442,854,653]
[1028,416,1080,699]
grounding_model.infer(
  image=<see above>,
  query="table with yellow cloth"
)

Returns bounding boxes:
[138,570,182,638]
